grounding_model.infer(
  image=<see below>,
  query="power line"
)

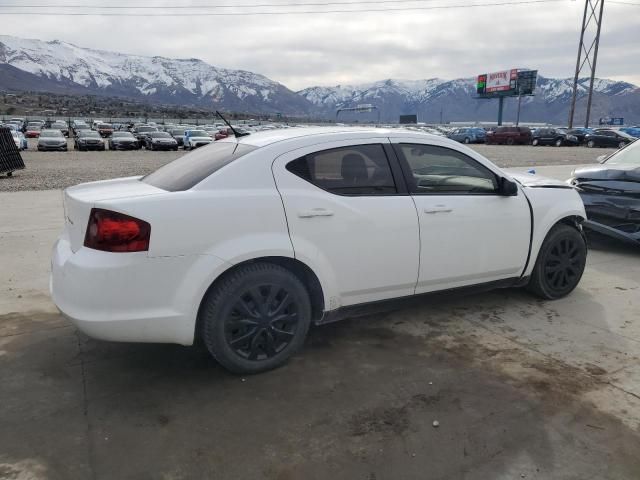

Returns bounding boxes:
[0,0,569,15]
[0,0,451,8]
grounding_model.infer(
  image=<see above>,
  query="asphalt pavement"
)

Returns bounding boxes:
[1,164,639,479]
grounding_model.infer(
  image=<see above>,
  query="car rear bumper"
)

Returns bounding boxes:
[50,233,230,345]
[110,143,139,150]
[78,144,105,150]
[38,145,68,151]
[149,144,178,150]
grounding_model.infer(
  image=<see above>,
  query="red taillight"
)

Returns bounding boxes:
[84,208,151,252]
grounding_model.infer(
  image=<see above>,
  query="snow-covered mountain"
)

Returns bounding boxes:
[0,35,312,114]
[1,34,638,123]
[299,76,640,123]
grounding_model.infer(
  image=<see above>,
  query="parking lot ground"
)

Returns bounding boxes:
[2,173,640,479]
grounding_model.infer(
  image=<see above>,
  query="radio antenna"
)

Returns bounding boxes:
[215,111,248,138]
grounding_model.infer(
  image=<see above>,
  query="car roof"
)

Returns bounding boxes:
[227,126,441,148]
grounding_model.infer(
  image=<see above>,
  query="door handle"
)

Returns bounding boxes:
[424,206,453,214]
[298,208,334,218]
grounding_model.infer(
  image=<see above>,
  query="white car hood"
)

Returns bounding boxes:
[509,172,570,188]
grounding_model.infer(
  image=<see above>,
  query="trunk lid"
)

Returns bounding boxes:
[63,176,165,252]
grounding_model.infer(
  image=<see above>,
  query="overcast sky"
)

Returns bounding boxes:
[1,0,639,90]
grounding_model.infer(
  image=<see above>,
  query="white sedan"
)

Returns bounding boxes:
[51,127,587,373]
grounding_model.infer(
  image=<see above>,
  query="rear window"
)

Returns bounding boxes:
[189,130,209,137]
[142,142,258,191]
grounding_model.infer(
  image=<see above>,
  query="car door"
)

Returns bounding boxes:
[597,130,615,147]
[272,139,420,309]
[392,139,531,293]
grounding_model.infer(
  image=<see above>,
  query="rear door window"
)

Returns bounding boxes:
[286,144,397,195]
[142,142,257,191]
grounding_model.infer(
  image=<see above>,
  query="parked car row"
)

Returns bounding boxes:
[5,117,637,153]
[476,126,636,148]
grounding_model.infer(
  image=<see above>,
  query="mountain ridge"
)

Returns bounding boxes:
[1,34,638,124]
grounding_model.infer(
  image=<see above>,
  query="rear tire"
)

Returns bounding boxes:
[464,137,471,144]
[587,140,595,148]
[527,224,586,300]
[200,263,312,374]
[532,138,539,146]
[506,138,515,146]
[618,141,626,149]
[555,138,563,147]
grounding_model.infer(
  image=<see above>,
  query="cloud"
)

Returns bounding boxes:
[1,0,638,90]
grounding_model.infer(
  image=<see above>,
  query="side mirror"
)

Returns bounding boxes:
[499,177,518,196]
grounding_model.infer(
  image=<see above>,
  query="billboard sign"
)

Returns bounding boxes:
[476,69,537,97]
[485,69,518,93]
[599,117,624,126]
[399,114,417,124]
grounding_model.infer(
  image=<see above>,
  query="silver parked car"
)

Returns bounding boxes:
[448,127,487,144]
[37,129,68,152]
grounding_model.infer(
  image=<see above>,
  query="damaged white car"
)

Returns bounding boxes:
[51,127,587,373]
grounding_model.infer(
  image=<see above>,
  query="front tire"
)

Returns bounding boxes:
[200,263,312,374]
[464,137,471,144]
[587,140,595,148]
[527,224,586,300]
[506,138,515,146]
[618,141,626,149]
[555,138,563,147]
[532,138,539,146]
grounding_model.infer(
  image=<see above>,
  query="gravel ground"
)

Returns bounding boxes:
[0,138,616,192]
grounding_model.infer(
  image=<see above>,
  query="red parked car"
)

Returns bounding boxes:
[214,127,234,141]
[96,123,114,138]
[485,126,532,145]
[25,125,42,138]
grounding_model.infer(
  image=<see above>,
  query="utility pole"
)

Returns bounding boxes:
[568,0,605,129]
[516,88,523,126]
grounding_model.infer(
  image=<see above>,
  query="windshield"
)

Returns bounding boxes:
[189,130,209,137]
[52,123,67,128]
[150,132,171,138]
[604,140,640,166]
[617,131,634,140]
[112,132,134,138]
[40,130,64,138]
[137,127,156,133]
[81,132,101,138]
[171,129,186,136]
[142,142,257,191]
[98,124,113,129]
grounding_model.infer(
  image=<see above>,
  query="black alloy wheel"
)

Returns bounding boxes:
[527,224,587,299]
[201,263,311,374]
[224,284,299,361]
